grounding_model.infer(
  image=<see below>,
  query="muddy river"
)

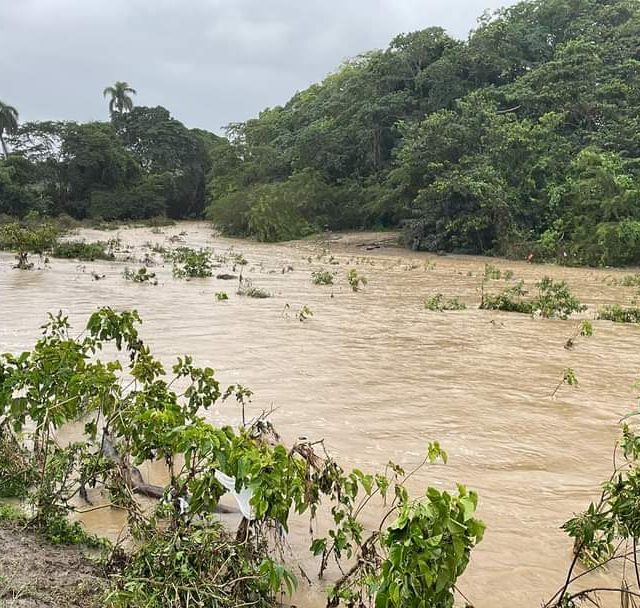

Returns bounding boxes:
[2,221,640,607]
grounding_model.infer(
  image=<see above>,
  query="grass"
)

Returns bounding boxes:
[0,503,27,524]
[608,274,640,287]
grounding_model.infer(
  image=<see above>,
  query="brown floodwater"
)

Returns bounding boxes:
[2,221,640,607]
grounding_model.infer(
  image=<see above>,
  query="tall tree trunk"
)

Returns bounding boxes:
[0,133,8,159]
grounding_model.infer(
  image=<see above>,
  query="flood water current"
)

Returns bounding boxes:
[2,221,640,607]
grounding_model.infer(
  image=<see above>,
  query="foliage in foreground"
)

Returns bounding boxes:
[544,420,640,607]
[0,309,484,607]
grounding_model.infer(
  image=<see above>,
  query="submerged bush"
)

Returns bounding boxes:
[534,277,586,319]
[347,269,367,292]
[237,279,271,298]
[481,277,584,319]
[424,294,466,311]
[52,240,115,261]
[480,281,534,314]
[312,270,335,285]
[171,247,213,278]
[0,222,58,269]
[597,304,640,323]
[608,274,640,287]
[123,267,157,284]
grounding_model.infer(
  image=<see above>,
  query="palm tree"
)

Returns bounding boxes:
[103,81,137,114]
[0,101,18,159]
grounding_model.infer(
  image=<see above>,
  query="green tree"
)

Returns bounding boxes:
[0,101,19,158]
[112,106,210,217]
[103,81,136,115]
[61,122,141,217]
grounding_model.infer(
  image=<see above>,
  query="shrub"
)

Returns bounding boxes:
[51,240,115,261]
[312,270,335,285]
[284,304,314,321]
[0,309,482,608]
[237,279,271,298]
[171,247,213,278]
[105,525,280,607]
[347,269,367,292]
[480,281,534,314]
[229,252,248,267]
[533,277,586,319]
[597,304,640,323]
[481,278,585,319]
[0,425,37,498]
[424,294,466,311]
[214,291,229,301]
[608,274,640,287]
[484,264,502,280]
[0,502,27,523]
[123,267,158,284]
[0,222,58,269]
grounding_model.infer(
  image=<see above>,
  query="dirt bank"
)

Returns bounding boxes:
[0,523,105,607]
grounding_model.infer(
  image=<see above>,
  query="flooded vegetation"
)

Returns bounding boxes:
[4,0,640,603]
[2,222,640,606]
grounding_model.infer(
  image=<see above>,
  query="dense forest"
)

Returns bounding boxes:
[0,83,232,222]
[3,0,640,265]
[207,0,640,265]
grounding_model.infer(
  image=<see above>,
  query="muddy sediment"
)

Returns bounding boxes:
[0,523,105,607]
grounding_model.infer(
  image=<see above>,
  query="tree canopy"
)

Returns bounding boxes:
[205,0,640,266]
[103,81,137,115]
[1,105,220,220]
[0,101,19,159]
[2,0,640,266]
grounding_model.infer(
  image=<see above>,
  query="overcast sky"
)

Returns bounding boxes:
[0,0,514,133]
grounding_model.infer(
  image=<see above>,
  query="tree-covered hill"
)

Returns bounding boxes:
[2,0,639,266]
[207,0,640,266]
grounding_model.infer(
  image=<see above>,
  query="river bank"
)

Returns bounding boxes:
[0,520,105,607]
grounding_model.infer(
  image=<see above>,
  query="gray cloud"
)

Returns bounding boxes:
[0,0,514,133]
